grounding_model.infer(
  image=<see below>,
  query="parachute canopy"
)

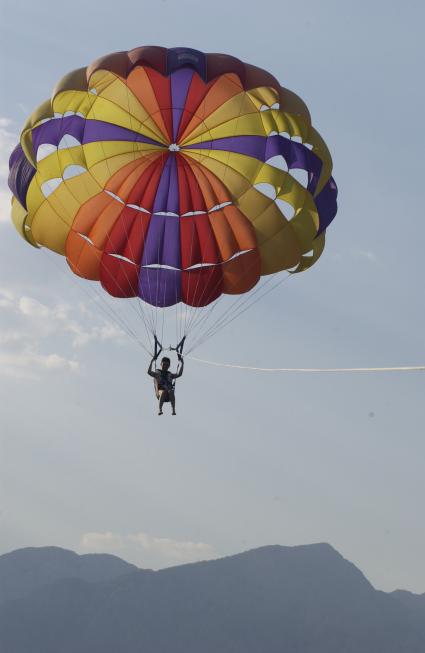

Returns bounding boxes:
[8,46,337,353]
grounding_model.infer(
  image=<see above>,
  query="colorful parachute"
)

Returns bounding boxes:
[8,46,337,350]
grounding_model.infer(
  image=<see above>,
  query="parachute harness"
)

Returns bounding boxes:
[154,335,185,360]
[153,335,186,386]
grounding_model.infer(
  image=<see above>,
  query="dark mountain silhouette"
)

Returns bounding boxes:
[0,546,137,605]
[391,589,425,620]
[0,544,424,653]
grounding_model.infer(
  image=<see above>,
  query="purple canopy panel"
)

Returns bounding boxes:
[186,134,323,195]
[32,115,86,151]
[315,177,338,235]
[8,145,36,209]
[165,155,180,215]
[139,268,181,307]
[139,155,182,306]
[171,68,194,142]
[83,121,162,147]
[32,116,162,150]
[141,156,181,267]
[185,135,267,159]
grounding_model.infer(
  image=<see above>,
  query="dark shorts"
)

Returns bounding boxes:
[156,384,173,401]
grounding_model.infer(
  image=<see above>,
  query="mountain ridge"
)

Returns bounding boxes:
[0,543,424,653]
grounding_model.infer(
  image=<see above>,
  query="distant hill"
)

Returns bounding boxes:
[0,546,138,605]
[391,589,425,621]
[0,543,424,653]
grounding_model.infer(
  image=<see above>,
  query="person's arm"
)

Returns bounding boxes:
[172,355,184,379]
[147,357,157,378]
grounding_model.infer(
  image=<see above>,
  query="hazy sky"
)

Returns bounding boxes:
[0,0,424,593]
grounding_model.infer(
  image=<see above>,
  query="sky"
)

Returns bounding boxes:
[0,0,424,593]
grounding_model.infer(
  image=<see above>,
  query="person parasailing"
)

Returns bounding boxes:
[148,338,185,416]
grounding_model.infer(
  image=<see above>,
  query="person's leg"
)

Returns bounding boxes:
[158,391,165,415]
[169,389,176,415]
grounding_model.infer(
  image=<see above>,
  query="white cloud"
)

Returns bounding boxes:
[0,287,14,308]
[0,116,17,223]
[80,531,218,568]
[0,350,79,380]
[19,295,51,318]
[0,331,24,346]
[67,319,125,349]
[7,291,125,348]
[0,287,126,379]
